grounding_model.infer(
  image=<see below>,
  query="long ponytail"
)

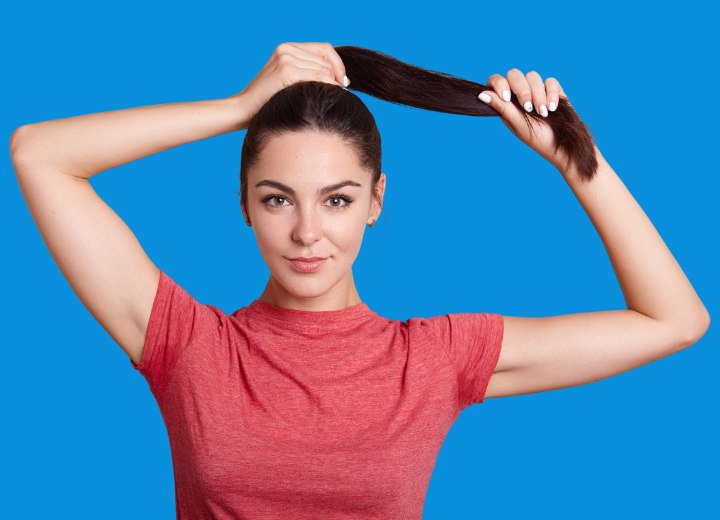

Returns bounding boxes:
[335,46,598,182]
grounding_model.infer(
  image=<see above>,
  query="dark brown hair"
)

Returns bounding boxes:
[239,46,598,224]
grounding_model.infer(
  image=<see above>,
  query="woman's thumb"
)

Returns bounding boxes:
[478,89,512,120]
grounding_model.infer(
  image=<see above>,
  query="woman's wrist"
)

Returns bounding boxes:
[224,93,255,132]
[554,143,604,184]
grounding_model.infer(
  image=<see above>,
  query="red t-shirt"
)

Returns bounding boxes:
[131,270,504,519]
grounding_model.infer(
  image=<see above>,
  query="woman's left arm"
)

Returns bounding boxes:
[477,72,709,399]
[561,144,709,335]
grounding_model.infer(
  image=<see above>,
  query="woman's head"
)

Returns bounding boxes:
[240,81,385,307]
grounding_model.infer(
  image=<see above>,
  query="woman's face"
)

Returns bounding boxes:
[244,130,385,308]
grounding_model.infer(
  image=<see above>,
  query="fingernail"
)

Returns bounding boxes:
[524,101,533,112]
[549,100,557,111]
[502,89,511,102]
[478,92,492,103]
[343,75,350,87]
[540,104,548,117]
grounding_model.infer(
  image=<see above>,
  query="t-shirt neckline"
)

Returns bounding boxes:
[247,298,377,332]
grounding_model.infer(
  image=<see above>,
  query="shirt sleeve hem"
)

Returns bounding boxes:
[468,313,505,406]
[129,270,171,395]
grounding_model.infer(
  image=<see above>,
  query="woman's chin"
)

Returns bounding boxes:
[273,273,331,299]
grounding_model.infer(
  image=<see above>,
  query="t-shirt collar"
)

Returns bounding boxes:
[247,298,378,332]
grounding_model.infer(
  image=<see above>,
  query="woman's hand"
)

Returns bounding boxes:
[478,69,571,169]
[229,42,350,122]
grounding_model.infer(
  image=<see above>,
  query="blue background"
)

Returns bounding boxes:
[2,0,717,518]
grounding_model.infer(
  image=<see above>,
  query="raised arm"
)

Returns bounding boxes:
[9,42,349,367]
[475,71,709,399]
[9,96,251,365]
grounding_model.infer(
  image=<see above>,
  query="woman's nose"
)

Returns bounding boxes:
[291,210,322,244]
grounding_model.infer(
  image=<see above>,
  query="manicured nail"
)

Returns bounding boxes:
[478,92,492,103]
[343,75,350,87]
[540,104,548,117]
[502,89,511,102]
[524,101,533,112]
[549,100,557,111]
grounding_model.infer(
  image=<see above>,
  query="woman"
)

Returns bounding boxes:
[10,42,710,518]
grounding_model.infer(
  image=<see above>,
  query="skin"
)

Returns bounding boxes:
[243,130,385,312]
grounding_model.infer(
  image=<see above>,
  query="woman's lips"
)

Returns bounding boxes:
[288,258,326,273]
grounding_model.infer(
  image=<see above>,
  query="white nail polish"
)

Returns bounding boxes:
[478,92,492,103]
[343,75,350,87]
[524,101,533,112]
[502,89,511,102]
[540,104,548,117]
[549,100,557,111]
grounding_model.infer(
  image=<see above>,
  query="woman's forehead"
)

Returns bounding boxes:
[250,133,368,189]
[256,132,363,171]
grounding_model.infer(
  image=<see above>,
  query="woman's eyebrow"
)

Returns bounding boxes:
[254,179,362,196]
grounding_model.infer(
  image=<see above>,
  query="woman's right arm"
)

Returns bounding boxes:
[9,95,253,366]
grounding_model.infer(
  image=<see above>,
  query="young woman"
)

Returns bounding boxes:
[11,41,709,518]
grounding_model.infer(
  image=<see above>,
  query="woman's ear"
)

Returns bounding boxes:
[368,172,386,227]
[241,202,252,227]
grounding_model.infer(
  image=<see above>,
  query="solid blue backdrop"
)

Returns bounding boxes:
[2,0,716,518]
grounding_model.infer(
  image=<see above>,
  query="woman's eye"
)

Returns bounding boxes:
[262,195,290,207]
[324,194,354,209]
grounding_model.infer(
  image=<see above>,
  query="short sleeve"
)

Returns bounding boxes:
[130,270,222,398]
[426,312,504,410]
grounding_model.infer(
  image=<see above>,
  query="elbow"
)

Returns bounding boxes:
[678,308,711,350]
[10,125,33,155]
[10,125,37,172]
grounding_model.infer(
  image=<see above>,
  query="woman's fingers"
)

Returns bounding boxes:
[544,77,563,112]
[486,69,564,115]
[281,42,349,87]
[477,87,525,132]
[282,53,339,86]
[526,71,548,117]
[276,43,340,87]
[478,67,561,136]
[478,67,569,164]
[280,43,333,74]
[487,73,512,102]
[506,68,534,113]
